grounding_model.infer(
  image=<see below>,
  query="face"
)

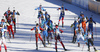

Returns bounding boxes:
[8,10,10,13]
[55,26,58,28]
[36,25,38,27]
[78,25,80,28]
[82,15,84,17]
[1,20,5,22]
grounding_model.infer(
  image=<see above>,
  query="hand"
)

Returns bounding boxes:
[31,29,33,31]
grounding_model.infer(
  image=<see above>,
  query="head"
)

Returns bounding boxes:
[45,11,47,14]
[8,10,10,13]
[40,5,42,7]
[55,25,58,28]
[36,23,39,27]
[13,10,15,12]
[81,14,84,18]
[78,24,80,28]
[1,19,5,22]
[90,17,92,20]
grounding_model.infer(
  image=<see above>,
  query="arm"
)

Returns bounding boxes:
[93,20,96,24]
[57,8,61,10]
[31,27,34,31]
[16,12,20,15]
[64,8,68,11]
[41,8,46,11]
[35,7,39,10]
[59,29,63,33]
[4,12,7,16]
[86,20,89,23]
[39,27,44,31]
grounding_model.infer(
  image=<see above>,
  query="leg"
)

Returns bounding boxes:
[55,36,57,52]
[43,35,45,46]
[10,25,14,38]
[77,34,80,47]
[88,39,90,51]
[13,18,16,33]
[62,17,64,27]
[45,31,49,44]
[35,34,38,50]
[90,39,97,51]
[58,39,67,51]
[38,34,45,47]
[91,26,93,39]
[3,39,7,52]
[7,26,11,38]
[72,28,76,43]
[58,16,62,25]
[0,39,2,52]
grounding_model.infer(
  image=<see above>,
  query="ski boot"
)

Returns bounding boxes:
[9,34,11,38]
[94,47,97,52]
[56,49,57,52]
[5,49,7,52]
[62,23,64,27]
[78,43,80,47]
[36,47,38,50]
[63,47,67,51]
[13,34,14,38]
[88,48,90,52]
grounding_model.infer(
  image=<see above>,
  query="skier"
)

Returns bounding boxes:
[42,23,49,45]
[57,4,68,27]
[35,5,46,25]
[50,25,67,52]
[87,30,97,52]
[86,17,96,40]
[7,14,14,38]
[4,9,12,20]
[35,5,46,11]
[78,14,87,33]
[71,20,78,43]
[31,23,46,50]
[82,18,87,33]
[0,22,8,52]
[41,15,46,28]
[11,10,20,33]
[75,24,87,47]
[44,11,50,21]
[0,19,9,38]
[47,19,53,39]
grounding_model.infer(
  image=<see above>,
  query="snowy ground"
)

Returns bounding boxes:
[0,0,100,52]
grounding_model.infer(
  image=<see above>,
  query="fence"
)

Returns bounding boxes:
[62,0,100,14]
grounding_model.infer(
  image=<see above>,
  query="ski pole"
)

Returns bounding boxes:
[95,24,97,39]
[30,31,33,42]
[61,33,65,40]
[6,31,11,43]
[82,44,85,51]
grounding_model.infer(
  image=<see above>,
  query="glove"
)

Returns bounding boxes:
[31,29,33,31]
[65,9,68,11]
[61,31,63,33]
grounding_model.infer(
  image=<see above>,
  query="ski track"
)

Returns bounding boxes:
[0,0,100,52]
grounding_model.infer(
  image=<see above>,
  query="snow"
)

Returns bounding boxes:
[0,0,100,52]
